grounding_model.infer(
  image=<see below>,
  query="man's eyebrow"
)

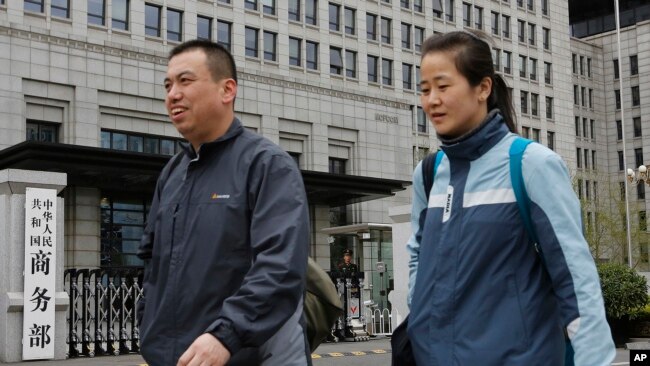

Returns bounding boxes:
[163,70,195,85]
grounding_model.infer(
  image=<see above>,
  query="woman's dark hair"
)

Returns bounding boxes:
[421,30,516,133]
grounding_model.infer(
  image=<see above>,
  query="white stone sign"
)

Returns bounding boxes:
[22,187,56,360]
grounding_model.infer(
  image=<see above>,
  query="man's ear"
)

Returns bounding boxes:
[221,79,237,104]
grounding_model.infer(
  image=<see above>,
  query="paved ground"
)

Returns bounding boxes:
[0,339,639,365]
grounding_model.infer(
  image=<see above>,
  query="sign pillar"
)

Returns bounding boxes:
[0,169,67,362]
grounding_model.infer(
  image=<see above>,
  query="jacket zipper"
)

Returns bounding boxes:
[170,203,179,262]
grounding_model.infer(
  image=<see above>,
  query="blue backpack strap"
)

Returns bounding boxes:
[509,137,538,244]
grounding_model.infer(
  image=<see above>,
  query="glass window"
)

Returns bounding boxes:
[522,126,530,139]
[518,19,525,42]
[519,55,527,78]
[330,47,343,75]
[581,87,586,107]
[527,0,534,11]
[24,0,44,13]
[263,0,275,15]
[305,0,317,25]
[417,107,427,133]
[245,0,257,11]
[544,62,552,84]
[589,89,593,108]
[51,0,70,18]
[101,131,111,148]
[474,6,482,29]
[491,12,499,35]
[144,137,159,154]
[382,58,393,86]
[401,23,411,49]
[26,121,59,143]
[613,59,620,79]
[542,0,548,15]
[245,27,259,58]
[528,23,535,45]
[492,48,500,71]
[128,135,143,152]
[631,55,638,75]
[329,3,340,31]
[615,89,621,109]
[345,50,357,78]
[112,0,128,30]
[432,0,443,18]
[416,65,421,92]
[543,27,550,50]
[344,7,356,35]
[403,63,413,90]
[575,116,580,136]
[616,120,622,140]
[289,37,301,67]
[531,93,538,116]
[590,119,595,139]
[263,31,277,61]
[502,15,510,38]
[583,118,588,138]
[368,55,378,83]
[445,0,454,21]
[632,86,640,106]
[574,85,579,105]
[463,2,471,27]
[366,13,377,40]
[545,96,553,119]
[306,41,318,70]
[502,51,511,74]
[529,58,537,80]
[161,139,175,155]
[217,21,232,51]
[329,158,347,174]
[414,0,423,12]
[587,58,592,77]
[580,56,584,75]
[381,17,391,44]
[197,16,212,40]
[636,148,644,168]
[618,150,624,170]
[167,8,183,42]
[520,90,528,114]
[88,0,105,25]
[401,0,409,8]
[112,133,127,150]
[414,26,424,52]
[634,117,642,137]
[289,0,300,21]
[145,3,161,37]
[547,131,554,151]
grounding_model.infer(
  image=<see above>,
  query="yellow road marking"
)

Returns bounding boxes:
[329,352,345,357]
[311,354,322,359]
[351,351,367,356]
[371,349,387,354]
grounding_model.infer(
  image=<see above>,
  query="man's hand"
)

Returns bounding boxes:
[177,333,231,366]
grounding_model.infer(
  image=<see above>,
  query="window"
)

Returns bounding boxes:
[382,58,393,86]
[616,120,622,140]
[587,58,592,77]
[329,3,340,31]
[416,65,421,92]
[529,58,537,80]
[543,27,550,50]
[641,211,647,231]
[245,27,259,58]
[492,48,501,71]
[329,47,343,75]
[531,93,538,116]
[520,91,528,114]
[289,37,301,66]
[532,128,540,142]
[144,3,161,37]
[583,118,588,138]
[519,55,527,78]
[263,31,277,61]
[584,149,590,169]
[262,0,275,15]
[433,0,443,18]
[502,51,511,74]
[401,0,409,9]
[588,89,593,108]
[613,59,619,79]
[518,20,525,42]
[544,62,552,84]
[545,97,553,119]
[575,117,580,136]
[197,16,212,40]
[574,85,579,105]
[381,17,391,44]
[245,0,257,11]
[52,0,70,18]
[417,107,427,133]
[368,55,379,83]
[634,117,642,137]
[636,148,644,169]
[167,8,183,42]
[445,0,454,21]
[306,41,318,70]
[100,130,181,155]
[522,126,530,138]
[100,196,150,268]
[541,0,548,15]
[581,87,586,107]
[415,26,424,52]
[585,179,590,199]
[329,158,347,174]
[615,89,621,109]
[502,15,510,38]
[640,185,647,200]
[577,148,582,168]
[110,0,129,30]
[88,0,105,25]
[25,0,44,13]
[26,121,59,143]
[345,50,357,78]
[491,12,499,35]
[631,55,638,75]
[620,182,626,200]
[572,54,578,74]
[527,0,533,11]
[463,3,471,27]
[305,0,317,25]
[217,21,232,52]
[345,7,356,35]
[401,23,412,49]
[403,63,413,90]
[414,0,423,12]
[528,23,535,45]
[592,151,597,171]
[474,6,483,29]
[632,86,640,107]
[618,150,624,170]
[289,0,300,21]
[367,13,377,40]
[590,119,595,139]
[547,131,554,150]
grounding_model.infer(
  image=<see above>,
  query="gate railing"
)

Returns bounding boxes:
[64,268,143,358]
[365,307,399,336]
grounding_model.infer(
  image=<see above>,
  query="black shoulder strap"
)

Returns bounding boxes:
[422,153,436,198]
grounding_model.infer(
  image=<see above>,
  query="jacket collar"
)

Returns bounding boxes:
[439,109,508,161]
[180,118,244,159]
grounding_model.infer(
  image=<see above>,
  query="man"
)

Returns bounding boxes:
[137,40,311,366]
[337,249,358,276]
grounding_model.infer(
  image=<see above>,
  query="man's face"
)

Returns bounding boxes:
[164,49,235,149]
[344,254,351,264]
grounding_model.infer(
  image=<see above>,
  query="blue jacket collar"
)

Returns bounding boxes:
[439,109,509,161]
[180,118,244,159]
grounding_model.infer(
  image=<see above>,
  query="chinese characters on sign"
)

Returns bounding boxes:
[23,188,56,360]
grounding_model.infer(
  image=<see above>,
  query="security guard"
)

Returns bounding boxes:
[337,249,358,276]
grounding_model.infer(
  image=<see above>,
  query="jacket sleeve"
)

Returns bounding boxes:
[524,148,615,366]
[407,161,428,308]
[206,153,309,355]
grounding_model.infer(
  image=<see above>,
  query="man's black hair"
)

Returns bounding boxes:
[169,39,238,83]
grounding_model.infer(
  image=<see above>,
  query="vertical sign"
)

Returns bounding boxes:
[22,188,56,360]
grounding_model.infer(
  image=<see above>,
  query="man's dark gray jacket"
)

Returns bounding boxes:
[137,118,311,365]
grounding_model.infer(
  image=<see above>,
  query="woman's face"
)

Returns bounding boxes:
[419,51,491,138]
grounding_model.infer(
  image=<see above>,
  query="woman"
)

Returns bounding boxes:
[406,30,614,365]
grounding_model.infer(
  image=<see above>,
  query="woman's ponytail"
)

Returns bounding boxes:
[489,73,517,133]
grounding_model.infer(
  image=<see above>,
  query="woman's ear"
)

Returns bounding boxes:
[478,76,492,102]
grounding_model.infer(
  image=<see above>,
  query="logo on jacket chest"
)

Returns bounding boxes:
[211,193,230,200]
[442,185,453,223]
